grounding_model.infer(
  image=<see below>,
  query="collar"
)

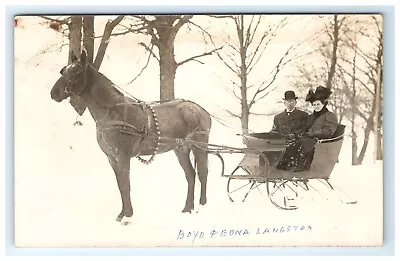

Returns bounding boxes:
[286,108,296,113]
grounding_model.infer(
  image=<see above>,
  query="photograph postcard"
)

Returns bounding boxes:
[13,13,385,248]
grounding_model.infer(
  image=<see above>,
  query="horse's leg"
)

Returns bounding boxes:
[108,155,133,225]
[193,146,208,206]
[174,147,196,213]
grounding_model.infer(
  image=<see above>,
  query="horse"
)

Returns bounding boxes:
[50,50,212,225]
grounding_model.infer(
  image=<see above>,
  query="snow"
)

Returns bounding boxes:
[13,16,384,249]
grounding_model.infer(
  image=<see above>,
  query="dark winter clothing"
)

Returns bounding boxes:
[272,108,309,137]
[278,106,338,172]
[272,108,308,171]
[304,107,338,139]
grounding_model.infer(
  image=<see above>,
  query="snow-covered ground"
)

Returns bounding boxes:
[13,16,383,248]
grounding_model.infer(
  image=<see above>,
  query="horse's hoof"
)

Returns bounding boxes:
[195,205,202,214]
[181,208,193,213]
[120,216,132,226]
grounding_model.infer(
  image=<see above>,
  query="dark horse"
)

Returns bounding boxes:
[50,50,212,225]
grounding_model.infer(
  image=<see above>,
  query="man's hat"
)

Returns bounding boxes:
[305,86,332,102]
[283,90,298,100]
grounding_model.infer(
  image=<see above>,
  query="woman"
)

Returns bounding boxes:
[303,86,338,139]
[280,86,338,172]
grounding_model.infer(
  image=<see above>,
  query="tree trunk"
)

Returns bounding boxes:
[357,116,373,164]
[376,126,383,160]
[237,15,250,135]
[83,16,95,64]
[68,16,82,63]
[351,104,358,165]
[157,24,178,101]
[350,49,359,165]
[240,73,249,135]
[374,54,383,161]
[351,128,358,165]
[326,15,339,89]
[67,16,87,117]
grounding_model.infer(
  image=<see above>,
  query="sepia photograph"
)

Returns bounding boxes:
[13,13,385,249]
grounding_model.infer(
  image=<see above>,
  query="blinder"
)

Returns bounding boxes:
[60,62,87,95]
[59,66,66,75]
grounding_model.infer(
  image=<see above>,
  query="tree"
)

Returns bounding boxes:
[292,15,383,164]
[118,15,222,101]
[40,15,124,68]
[83,16,94,64]
[339,15,383,163]
[202,15,297,135]
[325,15,342,89]
[40,15,125,116]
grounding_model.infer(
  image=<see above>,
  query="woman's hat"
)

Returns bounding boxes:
[283,90,298,100]
[305,86,332,102]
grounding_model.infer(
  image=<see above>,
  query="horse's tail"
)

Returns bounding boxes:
[192,144,208,180]
[189,130,209,180]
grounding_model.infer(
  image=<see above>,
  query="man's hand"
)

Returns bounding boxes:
[303,131,313,138]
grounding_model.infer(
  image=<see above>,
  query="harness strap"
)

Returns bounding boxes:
[100,120,145,136]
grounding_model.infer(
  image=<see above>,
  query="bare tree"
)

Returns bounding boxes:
[293,15,383,164]
[41,14,222,103]
[341,15,383,163]
[93,16,124,70]
[112,15,222,101]
[326,15,343,89]
[68,16,82,63]
[203,15,297,135]
[40,15,126,117]
[350,48,358,165]
[83,16,94,64]
[40,15,124,68]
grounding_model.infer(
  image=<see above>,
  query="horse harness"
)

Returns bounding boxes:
[98,98,161,165]
[60,62,202,164]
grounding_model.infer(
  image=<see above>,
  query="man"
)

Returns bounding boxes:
[272,90,308,139]
[271,90,308,170]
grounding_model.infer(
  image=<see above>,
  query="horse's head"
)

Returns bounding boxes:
[50,50,89,102]
[50,50,90,115]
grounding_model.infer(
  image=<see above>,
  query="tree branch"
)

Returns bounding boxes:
[138,42,159,61]
[40,16,70,25]
[127,43,156,84]
[93,15,125,69]
[248,45,294,108]
[177,46,223,67]
[247,17,288,74]
[223,108,240,118]
[172,15,193,34]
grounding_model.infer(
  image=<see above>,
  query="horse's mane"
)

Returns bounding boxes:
[85,64,129,108]
[87,64,145,106]
[88,64,124,96]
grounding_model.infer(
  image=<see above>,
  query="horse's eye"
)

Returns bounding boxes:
[59,66,66,75]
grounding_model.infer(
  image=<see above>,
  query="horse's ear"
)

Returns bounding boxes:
[70,51,78,63]
[80,49,87,65]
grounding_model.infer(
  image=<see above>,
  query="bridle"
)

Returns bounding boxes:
[61,63,88,95]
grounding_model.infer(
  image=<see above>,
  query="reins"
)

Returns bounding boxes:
[65,62,250,163]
